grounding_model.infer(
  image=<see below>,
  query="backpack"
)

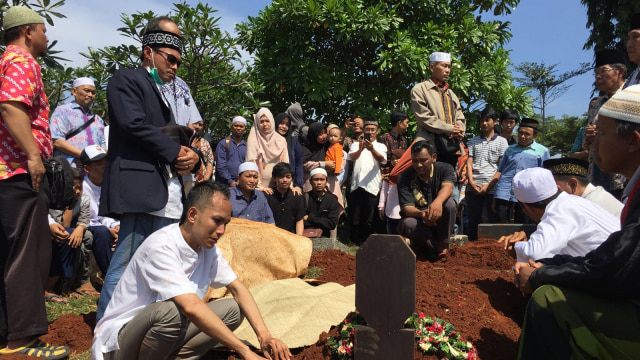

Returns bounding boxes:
[43,156,76,210]
[214,135,232,179]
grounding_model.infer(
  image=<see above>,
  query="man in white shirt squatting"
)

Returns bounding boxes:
[498,167,620,263]
[91,181,290,360]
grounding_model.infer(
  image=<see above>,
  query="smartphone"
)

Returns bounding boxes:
[364,133,371,141]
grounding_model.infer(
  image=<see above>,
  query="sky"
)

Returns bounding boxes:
[48,0,597,118]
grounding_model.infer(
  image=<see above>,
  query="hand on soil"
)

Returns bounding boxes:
[498,231,527,251]
[260,336,291,360]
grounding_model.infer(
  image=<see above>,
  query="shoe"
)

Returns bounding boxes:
[0,339,70,359]
[45,294,68,304]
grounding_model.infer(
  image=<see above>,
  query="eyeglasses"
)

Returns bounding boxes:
[594,68,614,76]
[154,49,182,68]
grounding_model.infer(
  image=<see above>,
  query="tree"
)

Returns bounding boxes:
[513,61,590,143]
[543,114,588,157]
[0,0,68,69]
[236,0,533,133]
[79,2,268,140]
[581,0,640,52]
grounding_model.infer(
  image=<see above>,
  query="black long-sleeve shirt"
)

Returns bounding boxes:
[304,190,340,237]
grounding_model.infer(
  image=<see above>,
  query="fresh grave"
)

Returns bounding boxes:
[30,239,525,360]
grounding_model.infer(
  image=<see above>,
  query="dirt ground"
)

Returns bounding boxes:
[3,239,528,360]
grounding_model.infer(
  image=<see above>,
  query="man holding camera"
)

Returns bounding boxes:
[347,117,387,244]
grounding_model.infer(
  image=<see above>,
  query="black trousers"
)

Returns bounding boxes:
[348,187,378,244]
[494,198,531,224]
[0,174,51,343]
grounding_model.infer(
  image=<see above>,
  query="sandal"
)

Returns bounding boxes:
[0,339,70,359]
[45,294,68,304]
[76,288,100,297]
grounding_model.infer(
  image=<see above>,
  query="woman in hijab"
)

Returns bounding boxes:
[302,122,344,211]
[245,108,289,189]
[275,113,304,194]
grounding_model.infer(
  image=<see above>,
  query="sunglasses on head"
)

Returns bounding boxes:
[154,49,182,68]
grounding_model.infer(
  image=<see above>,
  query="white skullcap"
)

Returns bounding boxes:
[310,168,327,178]
[430,52,451,63]
[513,167,558,204]
[598,84,640,124]
[238,161,259,175]
[73,77,95,88]
[232,116,247,126]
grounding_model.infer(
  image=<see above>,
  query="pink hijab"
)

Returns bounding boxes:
[246,107,288,166]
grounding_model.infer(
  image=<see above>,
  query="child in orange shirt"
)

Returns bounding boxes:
[325,124,343,174]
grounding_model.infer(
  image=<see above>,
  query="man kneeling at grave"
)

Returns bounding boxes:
[397,141,456,261]
[498,167,619,263]
[91,182,290,360]
[513,84,640,359]
[543,157,623,217]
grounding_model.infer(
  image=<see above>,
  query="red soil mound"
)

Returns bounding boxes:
[4,239,526,360]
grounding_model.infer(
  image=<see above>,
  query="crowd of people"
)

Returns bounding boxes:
[1,5,640,360]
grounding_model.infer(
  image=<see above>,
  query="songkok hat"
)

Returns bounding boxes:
[142,30,183,55]
[631,13,640,31]
[513,167,558,204]
[3,6,43,30]
[80,145,107,164]
[543,158,588,178]
[73,77,95,88]
[231,116,247,126]
[363,117,378,127]
[238,161,259,175]
[519,118,539,130]
[595,49,626,68]
[310,168,327,178]
[430,52,451,63]
[598,84,640,124]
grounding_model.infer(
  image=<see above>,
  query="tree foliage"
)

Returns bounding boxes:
[543,113,588,157]
[513,61,590,143]
[0,0,68,68]
[237,0,533,133]
[581,0,640,52]
[78,2,267,140]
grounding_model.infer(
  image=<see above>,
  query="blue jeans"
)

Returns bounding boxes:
[96,213,177,321]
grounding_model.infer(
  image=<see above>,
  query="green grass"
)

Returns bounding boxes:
[304,266,325,279]
[46,294,98,323]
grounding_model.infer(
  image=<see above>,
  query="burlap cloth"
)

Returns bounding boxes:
[205,218,313,300]
[231,278,356,348]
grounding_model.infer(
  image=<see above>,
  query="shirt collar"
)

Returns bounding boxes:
[480,132,499,140]
[71,101,93,115]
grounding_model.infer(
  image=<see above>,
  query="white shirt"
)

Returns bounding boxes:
[91,224,237,359]
[515,192,620,262]
[581,183,623,218]
[348,140,387,196]
[83,176,120,228]
[148,177,183,219]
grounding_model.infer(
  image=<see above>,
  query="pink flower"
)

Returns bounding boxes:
[418,312,425,319]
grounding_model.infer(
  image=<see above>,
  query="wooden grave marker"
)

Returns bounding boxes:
[354,234,416,359]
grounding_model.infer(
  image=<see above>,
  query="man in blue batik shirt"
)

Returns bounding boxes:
[493,118,550,224]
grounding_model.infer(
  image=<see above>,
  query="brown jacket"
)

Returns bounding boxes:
[410,78,466,143]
